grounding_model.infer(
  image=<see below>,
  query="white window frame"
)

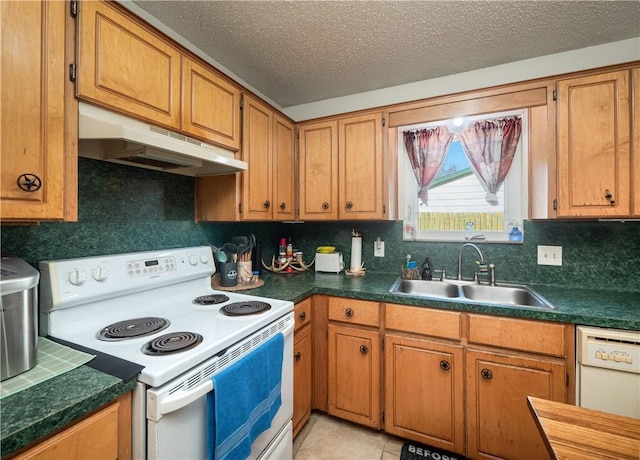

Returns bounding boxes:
[398,109,529,243]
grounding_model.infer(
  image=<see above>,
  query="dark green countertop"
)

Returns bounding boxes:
[2,272,636,458]
[250,271,640,331]
[0,365,136,458]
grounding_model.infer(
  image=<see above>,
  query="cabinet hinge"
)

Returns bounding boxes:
[383,204,386,214]
[382,412,385,423]
[566,372,569,386]
[381,338,385,350]
[553,199,558,211]
[239,203,243,214]
[239,94,244,110]
[552,90,557,101]
[382,117,386,127]
[70,0,78,18]
[69,64,77,82]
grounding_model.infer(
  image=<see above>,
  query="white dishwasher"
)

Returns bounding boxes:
[576,326,640,419]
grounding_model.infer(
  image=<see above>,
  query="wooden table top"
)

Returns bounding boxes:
[528,396,640,460]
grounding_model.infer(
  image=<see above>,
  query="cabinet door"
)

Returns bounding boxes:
[1,0,76,221]
[293,325,313,438]
[77,0,181,129]
[298,121,339,220]
[328,324,381,428]
[338,113,384,219]
[273,114,296,221]
[557,70,631,217]
[385,334,464,454]
[182,56,241,151]
[466,349,566,460]
[241,95,273,220]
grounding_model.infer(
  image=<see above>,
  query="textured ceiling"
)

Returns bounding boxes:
[131,1,640,109]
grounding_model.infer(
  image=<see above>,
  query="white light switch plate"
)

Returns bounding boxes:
[537,245,562,266]
[374,241,385,257]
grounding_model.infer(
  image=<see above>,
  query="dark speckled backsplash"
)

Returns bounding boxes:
[2,158,639,292]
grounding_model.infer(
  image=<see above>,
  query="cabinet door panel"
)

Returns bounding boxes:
[299,121,338,220]
[77,1,181,129]
[328,324,380,428]
[557,70,630,217]
[339,113,384,219]
[385,334,464,454]
[273,114,296,220]
[466,349,566,460]
[241,96,273,220]
[1,0,72,220]
[182,57,240,150]
[633,68,640,217]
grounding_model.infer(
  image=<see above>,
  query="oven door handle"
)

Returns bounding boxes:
[151,379,214,418]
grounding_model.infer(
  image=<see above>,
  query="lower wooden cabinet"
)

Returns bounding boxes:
[384,334,464,454]
[465,350,565,460]
[12,393,131,460]
[293,298,313,438]
[327,323,381,428]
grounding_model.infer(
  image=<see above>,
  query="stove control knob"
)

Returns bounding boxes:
[93,267,109,282]
[200,253,209,264]
[68,269,87,286]
[189,255,198,266]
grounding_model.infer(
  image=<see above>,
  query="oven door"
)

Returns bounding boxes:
[145,314,294,460]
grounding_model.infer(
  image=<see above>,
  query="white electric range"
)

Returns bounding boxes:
[39,245,294,460]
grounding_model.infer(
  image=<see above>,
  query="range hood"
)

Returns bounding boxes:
[78,102,247,176]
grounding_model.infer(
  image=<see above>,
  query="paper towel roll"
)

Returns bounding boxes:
[350,237,362,271]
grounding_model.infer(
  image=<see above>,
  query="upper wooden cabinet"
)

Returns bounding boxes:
[1,0,77,221]
[299,112,386,221]
[195,96,295,221]
[298,120,339,220]
[182,56,241,151]
[77,0,241,151]
[77,0,182,130]
[556,70,632,217]
[338,113,385,219]
[633,68,640,217]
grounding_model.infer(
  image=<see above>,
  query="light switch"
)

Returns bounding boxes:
[537,245,562,266]
[374,241,385,257]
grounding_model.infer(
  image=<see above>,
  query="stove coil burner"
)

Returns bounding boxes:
[142,332,203,355]
[221,301,272,316]
[193,294,230,305]
[98,317,170,341]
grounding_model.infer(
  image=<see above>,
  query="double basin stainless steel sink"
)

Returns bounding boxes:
[389,278,555,310]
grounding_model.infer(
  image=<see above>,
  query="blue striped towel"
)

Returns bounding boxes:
[207,333,284,460]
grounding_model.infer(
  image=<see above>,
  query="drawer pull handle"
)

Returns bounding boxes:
[280,202,286,210]
[345,201,353,209]
[440,360,450,371]
[295,352,302,362]
[481,369,493,380]
[299,312,306,321]
[345,308,354,317]
[264,200,271,209]
[322,202,329,210]
[359,345,368,355]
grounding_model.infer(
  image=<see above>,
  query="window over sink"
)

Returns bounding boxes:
[398,109,528,243]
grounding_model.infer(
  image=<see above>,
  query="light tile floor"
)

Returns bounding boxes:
[293,412,404,460]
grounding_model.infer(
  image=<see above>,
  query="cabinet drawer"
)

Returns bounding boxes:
[294,298,312,332]
[468,314,568,357]
[385,304,461,341]
[328,297,380,327]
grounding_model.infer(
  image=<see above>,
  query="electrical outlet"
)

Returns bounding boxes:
[374,241,385,257]
[537,245,562,266]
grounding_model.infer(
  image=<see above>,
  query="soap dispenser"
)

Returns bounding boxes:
[421,257,433,280]
[509,226,523,242]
